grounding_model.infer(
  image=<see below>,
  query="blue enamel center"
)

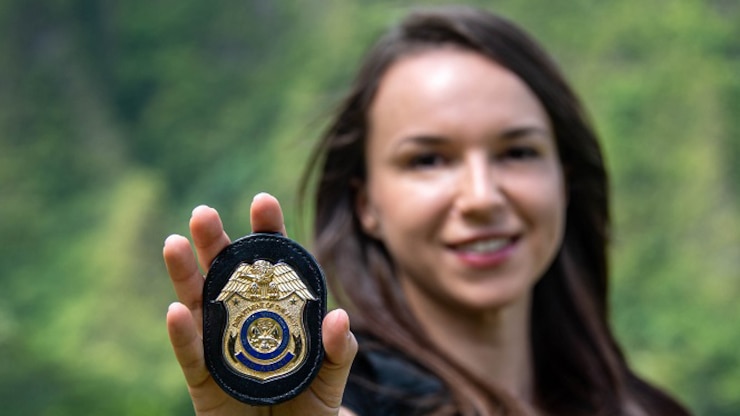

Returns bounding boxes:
[239,310,290,360]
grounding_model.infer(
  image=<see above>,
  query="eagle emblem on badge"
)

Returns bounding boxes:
[216,259,317,382]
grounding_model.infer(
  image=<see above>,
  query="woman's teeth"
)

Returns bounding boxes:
[458,238,509,253]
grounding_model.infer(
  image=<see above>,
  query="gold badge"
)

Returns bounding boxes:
[216,259,317,381]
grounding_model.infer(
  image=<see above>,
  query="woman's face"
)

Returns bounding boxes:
[356,48,566,313]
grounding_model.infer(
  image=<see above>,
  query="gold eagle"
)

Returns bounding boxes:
[216,259,317,302]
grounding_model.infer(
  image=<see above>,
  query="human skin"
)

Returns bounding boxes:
[355,48,566,403]
[163,193,358,416]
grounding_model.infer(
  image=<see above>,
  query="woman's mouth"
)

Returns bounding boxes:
[456,237,511,253]
[449,236,518,268]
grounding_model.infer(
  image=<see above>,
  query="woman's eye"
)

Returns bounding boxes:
[408,153,447,168]
[502,146,539,160]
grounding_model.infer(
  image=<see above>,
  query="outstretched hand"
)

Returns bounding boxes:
[163,193,358,416]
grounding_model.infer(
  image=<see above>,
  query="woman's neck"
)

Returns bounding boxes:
[402,280,535,404]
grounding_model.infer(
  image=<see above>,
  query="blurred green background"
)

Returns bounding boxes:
[1,0,738,414]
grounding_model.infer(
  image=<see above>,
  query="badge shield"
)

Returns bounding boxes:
[203,232,326,405]
[217,260,317,381]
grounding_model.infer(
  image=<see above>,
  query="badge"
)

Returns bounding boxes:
[202,233,326,405]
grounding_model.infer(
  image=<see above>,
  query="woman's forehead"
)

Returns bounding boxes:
[367,48,551,145]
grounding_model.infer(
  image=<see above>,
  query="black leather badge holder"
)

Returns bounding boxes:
[203,233,326,405]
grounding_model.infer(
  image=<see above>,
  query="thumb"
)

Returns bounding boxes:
[313,308,358,409]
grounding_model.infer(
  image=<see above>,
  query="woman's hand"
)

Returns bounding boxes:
[163,192,358,416]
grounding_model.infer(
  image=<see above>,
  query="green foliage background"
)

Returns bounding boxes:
[1,0,738,414]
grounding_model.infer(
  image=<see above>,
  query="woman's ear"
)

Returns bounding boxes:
[354,181,382,239]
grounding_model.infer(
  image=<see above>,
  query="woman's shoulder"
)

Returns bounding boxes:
[342,333,451,416]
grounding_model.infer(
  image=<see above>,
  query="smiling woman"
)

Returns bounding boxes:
[305,6,692,416]
[357,49,566,319]
[163,5,693,416]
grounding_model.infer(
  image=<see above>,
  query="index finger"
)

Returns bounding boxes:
[250,192,288,235]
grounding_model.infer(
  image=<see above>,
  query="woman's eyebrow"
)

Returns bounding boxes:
[391,126,551,151]
[394,135,449,148]
[499,126,551,140]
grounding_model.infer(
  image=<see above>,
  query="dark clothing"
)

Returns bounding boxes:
[342,335,452,416]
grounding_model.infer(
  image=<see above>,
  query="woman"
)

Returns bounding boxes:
[163,6,691,416]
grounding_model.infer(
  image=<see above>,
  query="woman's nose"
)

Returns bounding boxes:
[455,156,505,220]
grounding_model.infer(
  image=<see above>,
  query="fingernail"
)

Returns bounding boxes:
[252,192,271,201]
[335,308,351,338]
[164,234,183,246]
[191,204,211,216]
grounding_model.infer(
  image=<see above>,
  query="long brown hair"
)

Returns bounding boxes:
[302,6,690,415]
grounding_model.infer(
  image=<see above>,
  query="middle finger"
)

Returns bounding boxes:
[190,205,232,272]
